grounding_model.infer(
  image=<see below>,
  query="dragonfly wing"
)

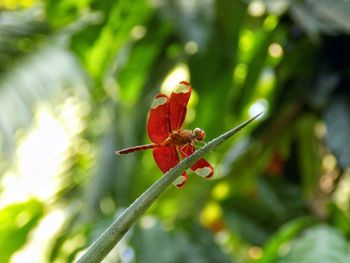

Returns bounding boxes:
[179,144,214,179]
[147,93,171,144]
[169,81,192,131]
[153,145,187,188]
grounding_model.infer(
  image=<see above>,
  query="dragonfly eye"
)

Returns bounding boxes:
[193,128,206,141]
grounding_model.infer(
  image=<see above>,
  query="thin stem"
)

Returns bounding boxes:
[76,113,262,263]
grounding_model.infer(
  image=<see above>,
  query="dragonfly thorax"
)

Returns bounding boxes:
[166,128,205,146]
[168,130,193,146]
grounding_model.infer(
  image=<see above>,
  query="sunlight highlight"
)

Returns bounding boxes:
[249,99,268,118]
[0,108,68,207]
[0,97,85,208]
[161,63,190,96]
[12,208,66,263]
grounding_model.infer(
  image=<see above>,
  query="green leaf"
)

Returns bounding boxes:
[83,0,152,83]
[223,176,306,246]
[116,16,173,105]
[255,217,314,263]
[277,225,350,263]
[223,195,273,245]
[131,221,232,263]
[0,199,44,262]
[189,0,246,136]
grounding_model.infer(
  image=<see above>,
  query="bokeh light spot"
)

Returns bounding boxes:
[100,197,116,215]
[239,30,255,52]
[268,43,283,58]
[212,182,230,200]
[263,15,279,31]
[140,215,156,229]
[248,0,266,17]
[334,169,350,211]
[131,25,147,40]
[322,154,337,172]
[248,246,262,259]
[200,202,222,226]
[315,122,327,138]
[185,41,198,55]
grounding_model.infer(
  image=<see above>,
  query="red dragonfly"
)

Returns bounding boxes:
[115,81,213,188]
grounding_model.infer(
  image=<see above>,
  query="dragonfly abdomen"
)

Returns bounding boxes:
[115,143,158,154]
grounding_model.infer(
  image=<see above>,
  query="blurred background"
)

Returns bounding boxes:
[1,0,350,262]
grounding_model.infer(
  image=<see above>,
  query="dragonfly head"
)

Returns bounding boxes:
[193,128,206,141]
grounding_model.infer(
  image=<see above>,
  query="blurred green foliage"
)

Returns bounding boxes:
[0,199,44,262]
[1,0,350,262]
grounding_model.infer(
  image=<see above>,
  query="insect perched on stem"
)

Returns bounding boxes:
[115,81,213,188]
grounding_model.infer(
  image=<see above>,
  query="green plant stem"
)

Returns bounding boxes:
[76,113,262,263]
